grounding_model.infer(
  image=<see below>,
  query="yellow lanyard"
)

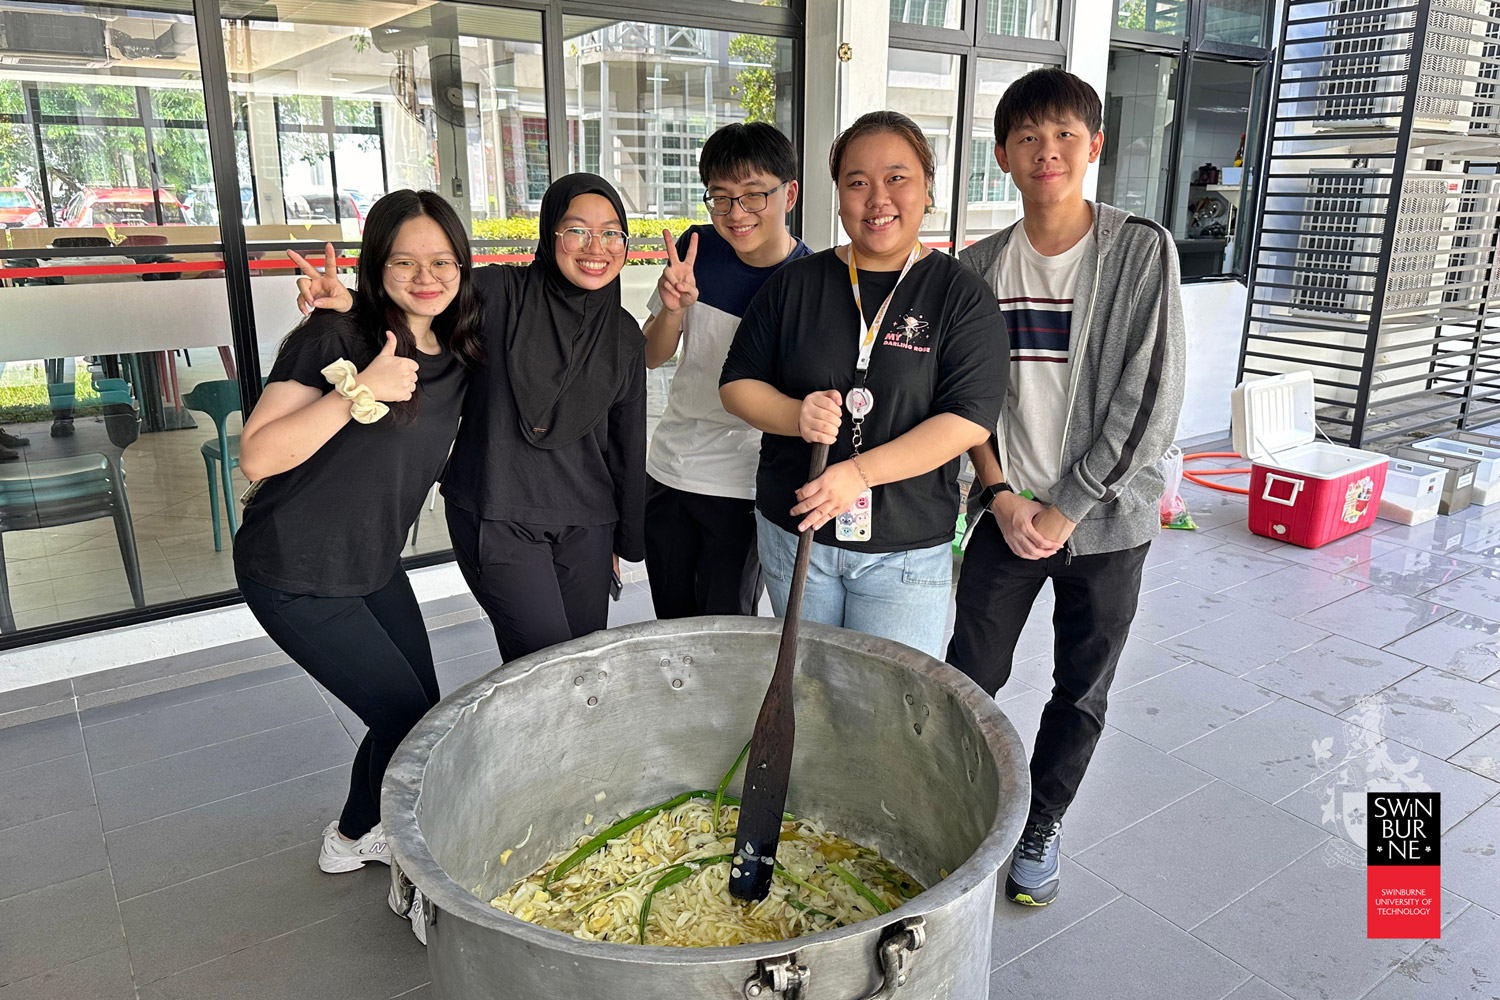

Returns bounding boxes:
[847,241,924,375]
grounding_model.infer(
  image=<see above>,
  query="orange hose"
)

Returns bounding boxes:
[1182,451,1251,495]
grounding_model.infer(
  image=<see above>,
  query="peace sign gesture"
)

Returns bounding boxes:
[655,228,699,314]
[288,242,354,316]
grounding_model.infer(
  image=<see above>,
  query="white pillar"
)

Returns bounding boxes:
[1066,0,1113,202]
[801,0,890,249]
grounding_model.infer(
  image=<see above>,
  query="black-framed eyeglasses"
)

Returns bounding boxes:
[702,181,789,216]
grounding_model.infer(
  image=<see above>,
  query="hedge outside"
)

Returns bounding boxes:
[471,216,702,264]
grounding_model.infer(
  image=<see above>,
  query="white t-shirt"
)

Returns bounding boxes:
[646,225,811,500]
[994,222,1092,502]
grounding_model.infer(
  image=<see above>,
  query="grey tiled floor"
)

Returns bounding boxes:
[2,479,1499,999]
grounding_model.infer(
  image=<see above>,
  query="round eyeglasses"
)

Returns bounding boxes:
[555,227,628,255]
[702,181,789,216]
[385,259,461,282]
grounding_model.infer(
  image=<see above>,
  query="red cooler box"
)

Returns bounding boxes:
[1232,372,1389,548]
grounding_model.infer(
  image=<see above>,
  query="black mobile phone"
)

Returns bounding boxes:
[610,570,623,601]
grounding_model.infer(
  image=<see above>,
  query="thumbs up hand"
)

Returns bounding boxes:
[356,332,421,402]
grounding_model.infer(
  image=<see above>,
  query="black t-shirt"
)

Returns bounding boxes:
[233,312,468,596]
[721,248,1008,553]
[439,264,648,562]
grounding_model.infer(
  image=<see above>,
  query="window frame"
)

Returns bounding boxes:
[889,0,1067,252]
[1108,0,1274,283]
[0,0,807,651]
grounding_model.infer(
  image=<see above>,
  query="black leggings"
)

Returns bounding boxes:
[238,569,439,839]
[445,505,613,662]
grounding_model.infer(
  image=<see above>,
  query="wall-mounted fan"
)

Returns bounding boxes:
[389,48,489,129]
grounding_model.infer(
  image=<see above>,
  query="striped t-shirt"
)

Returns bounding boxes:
[994,223,1093,502]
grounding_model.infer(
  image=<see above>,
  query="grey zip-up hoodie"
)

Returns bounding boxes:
[960,202,1186,556]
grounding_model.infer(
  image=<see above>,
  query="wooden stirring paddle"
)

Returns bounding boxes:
[729,442,830,902]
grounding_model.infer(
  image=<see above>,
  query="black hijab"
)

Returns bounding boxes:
[505,173,633,450]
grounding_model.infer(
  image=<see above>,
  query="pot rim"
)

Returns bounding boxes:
[381,616,1029,965]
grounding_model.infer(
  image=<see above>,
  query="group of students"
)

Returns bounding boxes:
[231,67,1185,942]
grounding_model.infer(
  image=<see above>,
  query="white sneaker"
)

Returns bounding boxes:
[408,888,428,946]
[318,821,391,873]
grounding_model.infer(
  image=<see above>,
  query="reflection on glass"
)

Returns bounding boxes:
[890,0,962,29]
[1205,0,1267,47]
[1173,61,1256,278]
[222,3,547,240]
[0,3,255,634]
[887,49,961,244]
[965,58,1047,243]
[1116,0,1187,35]
[561,18,795,221]
[985,0,1058,41]
[1097,50,1178,223]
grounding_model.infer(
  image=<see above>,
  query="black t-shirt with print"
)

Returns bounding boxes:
[233,311,468,596]
[721,248,1008,553]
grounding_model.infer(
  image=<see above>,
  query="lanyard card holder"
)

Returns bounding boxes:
[835,488,873,542]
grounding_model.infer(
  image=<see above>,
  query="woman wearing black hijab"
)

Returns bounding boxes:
[297,174,646,661]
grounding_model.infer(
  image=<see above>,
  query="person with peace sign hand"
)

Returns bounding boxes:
[288,242,354,315]
[652,227,699,315]
[640,122,809,621]
[233,191,483,943]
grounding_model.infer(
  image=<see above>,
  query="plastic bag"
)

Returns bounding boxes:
[1159,445,1197,530]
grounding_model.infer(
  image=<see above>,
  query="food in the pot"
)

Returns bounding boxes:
[487,745,922,947]
[490,799,920,946]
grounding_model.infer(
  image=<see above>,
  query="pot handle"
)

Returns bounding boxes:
[742,917,926,1000]
[390,861,415,917]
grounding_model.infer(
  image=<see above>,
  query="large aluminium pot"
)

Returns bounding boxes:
[383,617,1029,1000]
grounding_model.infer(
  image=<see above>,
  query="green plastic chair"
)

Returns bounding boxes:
[182,379,243,551]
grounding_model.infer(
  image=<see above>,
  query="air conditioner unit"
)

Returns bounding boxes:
[1291,168,1383,319]
[1313,0,1486,134]
[0,11,110,69]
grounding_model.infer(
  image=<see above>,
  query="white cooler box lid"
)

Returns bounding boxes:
[1232,372,1388,475]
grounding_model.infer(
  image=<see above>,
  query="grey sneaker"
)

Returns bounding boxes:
[1005,820,1061,906]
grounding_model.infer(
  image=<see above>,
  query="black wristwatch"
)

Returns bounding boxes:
[973,481,1014,514]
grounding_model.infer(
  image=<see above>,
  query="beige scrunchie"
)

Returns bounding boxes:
[321,359,389,424]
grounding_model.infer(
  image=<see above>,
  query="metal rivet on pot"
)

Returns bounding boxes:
[659,657,670,668]
[587,696,598,707]
[597,671,607,680]
[671,678,683,689]
[683,655,693,666]
[573,676,584,686]
[913,723,922,735]
[922,704,930,717]
[904,694,914,706]
[967,769,975,782]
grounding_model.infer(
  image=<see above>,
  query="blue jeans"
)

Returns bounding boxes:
[755,510,952,658]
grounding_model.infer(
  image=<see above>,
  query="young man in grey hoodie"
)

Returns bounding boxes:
[948,68,1186,907]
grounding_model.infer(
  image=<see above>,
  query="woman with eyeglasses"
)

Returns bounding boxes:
[236,189,482,886]
[295,174,646,665]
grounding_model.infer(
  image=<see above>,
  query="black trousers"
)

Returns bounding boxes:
[445,505,613,662]
[238,569,439,839]
[947,514,1150,827]
[643,476,763,619]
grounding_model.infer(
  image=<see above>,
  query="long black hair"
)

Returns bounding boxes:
[355,188,484,370]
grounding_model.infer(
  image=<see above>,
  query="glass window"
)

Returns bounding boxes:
[1205,0,1268,47]
[890,0,962,30]
[220,2,547,564]
[561,18,795,222]
[1116,0,1188,35]
[0,4,242,634]
[964,58,1048,244]
[984,0,1058,41]
[1098,49,1179,224]
[1172,60,1257,278]
[886,49,961,246]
